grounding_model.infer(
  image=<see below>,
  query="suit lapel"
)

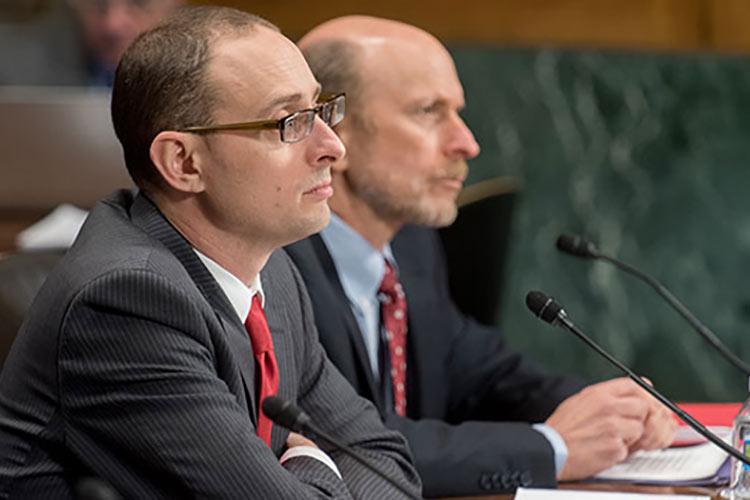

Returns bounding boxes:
[129,192,259,424]
[308,235,385,411]
[258,260,293,451]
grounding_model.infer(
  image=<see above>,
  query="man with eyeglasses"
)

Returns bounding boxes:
[0,7,420,499]
[1,0,182,86]
[285,16,677,497]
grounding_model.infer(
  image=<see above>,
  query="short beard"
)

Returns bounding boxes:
[347,169,458,229]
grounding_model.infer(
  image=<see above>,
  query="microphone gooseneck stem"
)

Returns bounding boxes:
[555,313,750,467]
[301,422,421,500]
[262,396,419,498]
[598,254,750,377]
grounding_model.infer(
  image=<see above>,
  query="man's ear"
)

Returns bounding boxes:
[149,131,206,193]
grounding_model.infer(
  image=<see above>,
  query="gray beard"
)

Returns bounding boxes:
[347,171,458,229]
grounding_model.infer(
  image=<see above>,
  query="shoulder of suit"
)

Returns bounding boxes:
[57,200,185,294]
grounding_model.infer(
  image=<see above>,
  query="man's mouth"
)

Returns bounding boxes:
[303,180,334,199]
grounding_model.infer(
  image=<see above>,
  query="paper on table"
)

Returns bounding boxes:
[515,487,709,499]
[15,204,88,250]
[673,425,731,447]
[594,429,730,483]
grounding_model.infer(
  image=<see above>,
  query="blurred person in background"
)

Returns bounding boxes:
[0,0,182,86]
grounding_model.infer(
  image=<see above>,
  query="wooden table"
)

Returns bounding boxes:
[445,482,723,499]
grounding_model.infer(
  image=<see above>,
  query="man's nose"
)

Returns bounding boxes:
[309,115,346,166]
[444,115,480,160]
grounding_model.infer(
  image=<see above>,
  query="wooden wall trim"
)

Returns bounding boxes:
[192,0,750,53]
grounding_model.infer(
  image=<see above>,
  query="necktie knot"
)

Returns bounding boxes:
[245,295,274,354]
[379,262,404,302]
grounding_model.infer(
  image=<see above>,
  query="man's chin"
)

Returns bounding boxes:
[408,203,458,229]
[301,207,331,238]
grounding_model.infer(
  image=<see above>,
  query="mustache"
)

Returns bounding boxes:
[444,161,469,179]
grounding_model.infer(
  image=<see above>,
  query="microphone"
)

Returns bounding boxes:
[556,234,750,377]
[525,290,750,467]
[261,396,311,432]
[262,396,420,499]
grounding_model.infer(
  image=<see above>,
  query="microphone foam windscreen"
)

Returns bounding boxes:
[525,291,563,324]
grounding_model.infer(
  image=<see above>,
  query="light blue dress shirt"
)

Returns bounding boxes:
[320,214,396,379]
[320,214,568,475]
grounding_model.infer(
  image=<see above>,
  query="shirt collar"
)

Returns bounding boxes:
[320,213,396,303]
[193,249,265,322]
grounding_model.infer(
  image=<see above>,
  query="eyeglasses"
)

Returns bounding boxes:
[178,93,346,144]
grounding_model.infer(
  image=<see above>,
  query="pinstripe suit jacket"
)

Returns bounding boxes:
[0,190,421,499]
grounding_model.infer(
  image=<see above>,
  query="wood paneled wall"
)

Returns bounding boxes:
[193,0,750,53]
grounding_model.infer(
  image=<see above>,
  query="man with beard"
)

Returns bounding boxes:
[285,16,676,497]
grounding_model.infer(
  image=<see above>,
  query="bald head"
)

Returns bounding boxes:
[299,16,455,126]
[299,15,442,50]
[297,16,480,244]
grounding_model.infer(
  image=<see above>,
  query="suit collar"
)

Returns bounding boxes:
[129,192,238,321]
[194,248,265,321]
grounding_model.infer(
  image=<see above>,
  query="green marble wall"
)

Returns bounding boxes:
[451,47,750,402]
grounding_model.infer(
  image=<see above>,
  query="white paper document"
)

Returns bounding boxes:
[515,487,709,499]
[594,432,729,483]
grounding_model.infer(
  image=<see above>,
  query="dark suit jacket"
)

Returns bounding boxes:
[0,191,421,499]
[286,225,585,497]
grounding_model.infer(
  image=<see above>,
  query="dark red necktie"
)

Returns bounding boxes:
[244,294,279,446]
[379,261,408,416]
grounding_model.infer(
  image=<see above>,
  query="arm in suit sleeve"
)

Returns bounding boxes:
[380,311,584,497]
[286,256,422,499]
[385,413,560,497]
[388,228,588,496]
[59,268,353,500]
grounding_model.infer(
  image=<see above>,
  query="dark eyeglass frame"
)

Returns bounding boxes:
[178,93,346,144]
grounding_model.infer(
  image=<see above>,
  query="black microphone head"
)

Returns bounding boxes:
[556,234,600,258]
[525,290,565,324]
[262,396,310,432]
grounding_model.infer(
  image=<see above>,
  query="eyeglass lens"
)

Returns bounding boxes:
[281,96,345,143]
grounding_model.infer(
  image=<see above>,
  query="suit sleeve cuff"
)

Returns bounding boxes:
[279,445,342,479]
[532,423,568,475]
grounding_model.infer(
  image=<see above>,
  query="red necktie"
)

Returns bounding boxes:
[244,294,279,446]
[379,261,408,416]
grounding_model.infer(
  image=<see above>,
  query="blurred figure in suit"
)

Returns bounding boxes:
[0,7,421,498]
[285,15,677,497]
[0,0,182,86]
